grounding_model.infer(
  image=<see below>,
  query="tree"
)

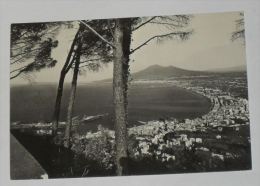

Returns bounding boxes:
[10,21,80,136]
[10,22,60,79]
[111,15,192,175]
[68,19,133,173]
[232,12,245,42]
[52,20,114,136]
[55,15,192,174]
[10,20,114,145]
[64,34,82,148]
[52,28,81,135]
[113,18,132,175]
[11,16,192,175]
[61,21,114,147]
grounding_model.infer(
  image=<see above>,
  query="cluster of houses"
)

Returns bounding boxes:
[26,78,248,167]
[125,83,250,164]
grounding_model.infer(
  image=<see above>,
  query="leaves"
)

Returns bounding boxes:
[232,12,245,42]
[10,22,61,79]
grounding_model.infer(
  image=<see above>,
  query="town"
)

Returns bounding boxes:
[10,74,251,174]
[71,74,251,173]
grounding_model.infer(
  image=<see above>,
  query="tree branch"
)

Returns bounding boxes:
[65,53,77,74]
[79,20,116,48]
[107,20,115,40]
[149,21,183,28]
[10,70,25,79]
[10,62,34,79]
[79,63,92,69]
[78,62,101,69]
[232,30,245,41]
[12,44,28,51]
[130,31,190,54]
[11,56,26,65]
[10,66,27,74]
[61,28,81,74]
[157,16,190,25]
[132,17,157,32]
[11,47,40,59]
[80,58,104,64]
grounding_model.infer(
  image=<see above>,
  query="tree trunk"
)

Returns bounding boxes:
[121,19,132,120]
[64,44,81,148]
[113,18,132,176]
[52,71,66,135]
[52,29,80,136]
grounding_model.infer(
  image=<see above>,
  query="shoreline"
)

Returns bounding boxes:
[10,80,212,127]
[10,80,251,178]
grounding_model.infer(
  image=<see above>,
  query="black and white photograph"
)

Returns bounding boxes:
[9,11,251,180]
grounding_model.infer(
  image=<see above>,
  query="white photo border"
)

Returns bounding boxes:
[1,0,260,186]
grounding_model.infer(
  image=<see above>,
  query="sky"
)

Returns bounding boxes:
[11,11,246,85]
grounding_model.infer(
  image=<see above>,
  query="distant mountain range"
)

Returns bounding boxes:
[132,65,204,80]
[131,64,246,80]
[98,64,246,83]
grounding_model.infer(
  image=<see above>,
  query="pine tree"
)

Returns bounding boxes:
[10,22,60,79]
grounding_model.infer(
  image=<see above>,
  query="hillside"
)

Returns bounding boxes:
[131,65,207,80]
[131,64,247,81]
[98,64,246,83]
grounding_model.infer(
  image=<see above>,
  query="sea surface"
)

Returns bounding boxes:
[11,82,211,131]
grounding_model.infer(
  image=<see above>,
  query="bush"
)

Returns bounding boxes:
[71,126,115,171]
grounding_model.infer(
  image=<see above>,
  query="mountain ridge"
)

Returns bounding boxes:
[131,65,204,80]
[97,64,246,82]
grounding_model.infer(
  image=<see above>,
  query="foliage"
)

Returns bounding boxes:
[71,126,115,171]
[76,20,114,74]
[10,22,61,79]
[232,12,245,42]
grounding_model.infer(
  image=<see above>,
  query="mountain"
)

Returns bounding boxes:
[131,65,207,80]
[98,64,246,82]
[131,64,247,81]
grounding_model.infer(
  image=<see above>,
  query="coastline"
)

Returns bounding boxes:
[10,80,251,177]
